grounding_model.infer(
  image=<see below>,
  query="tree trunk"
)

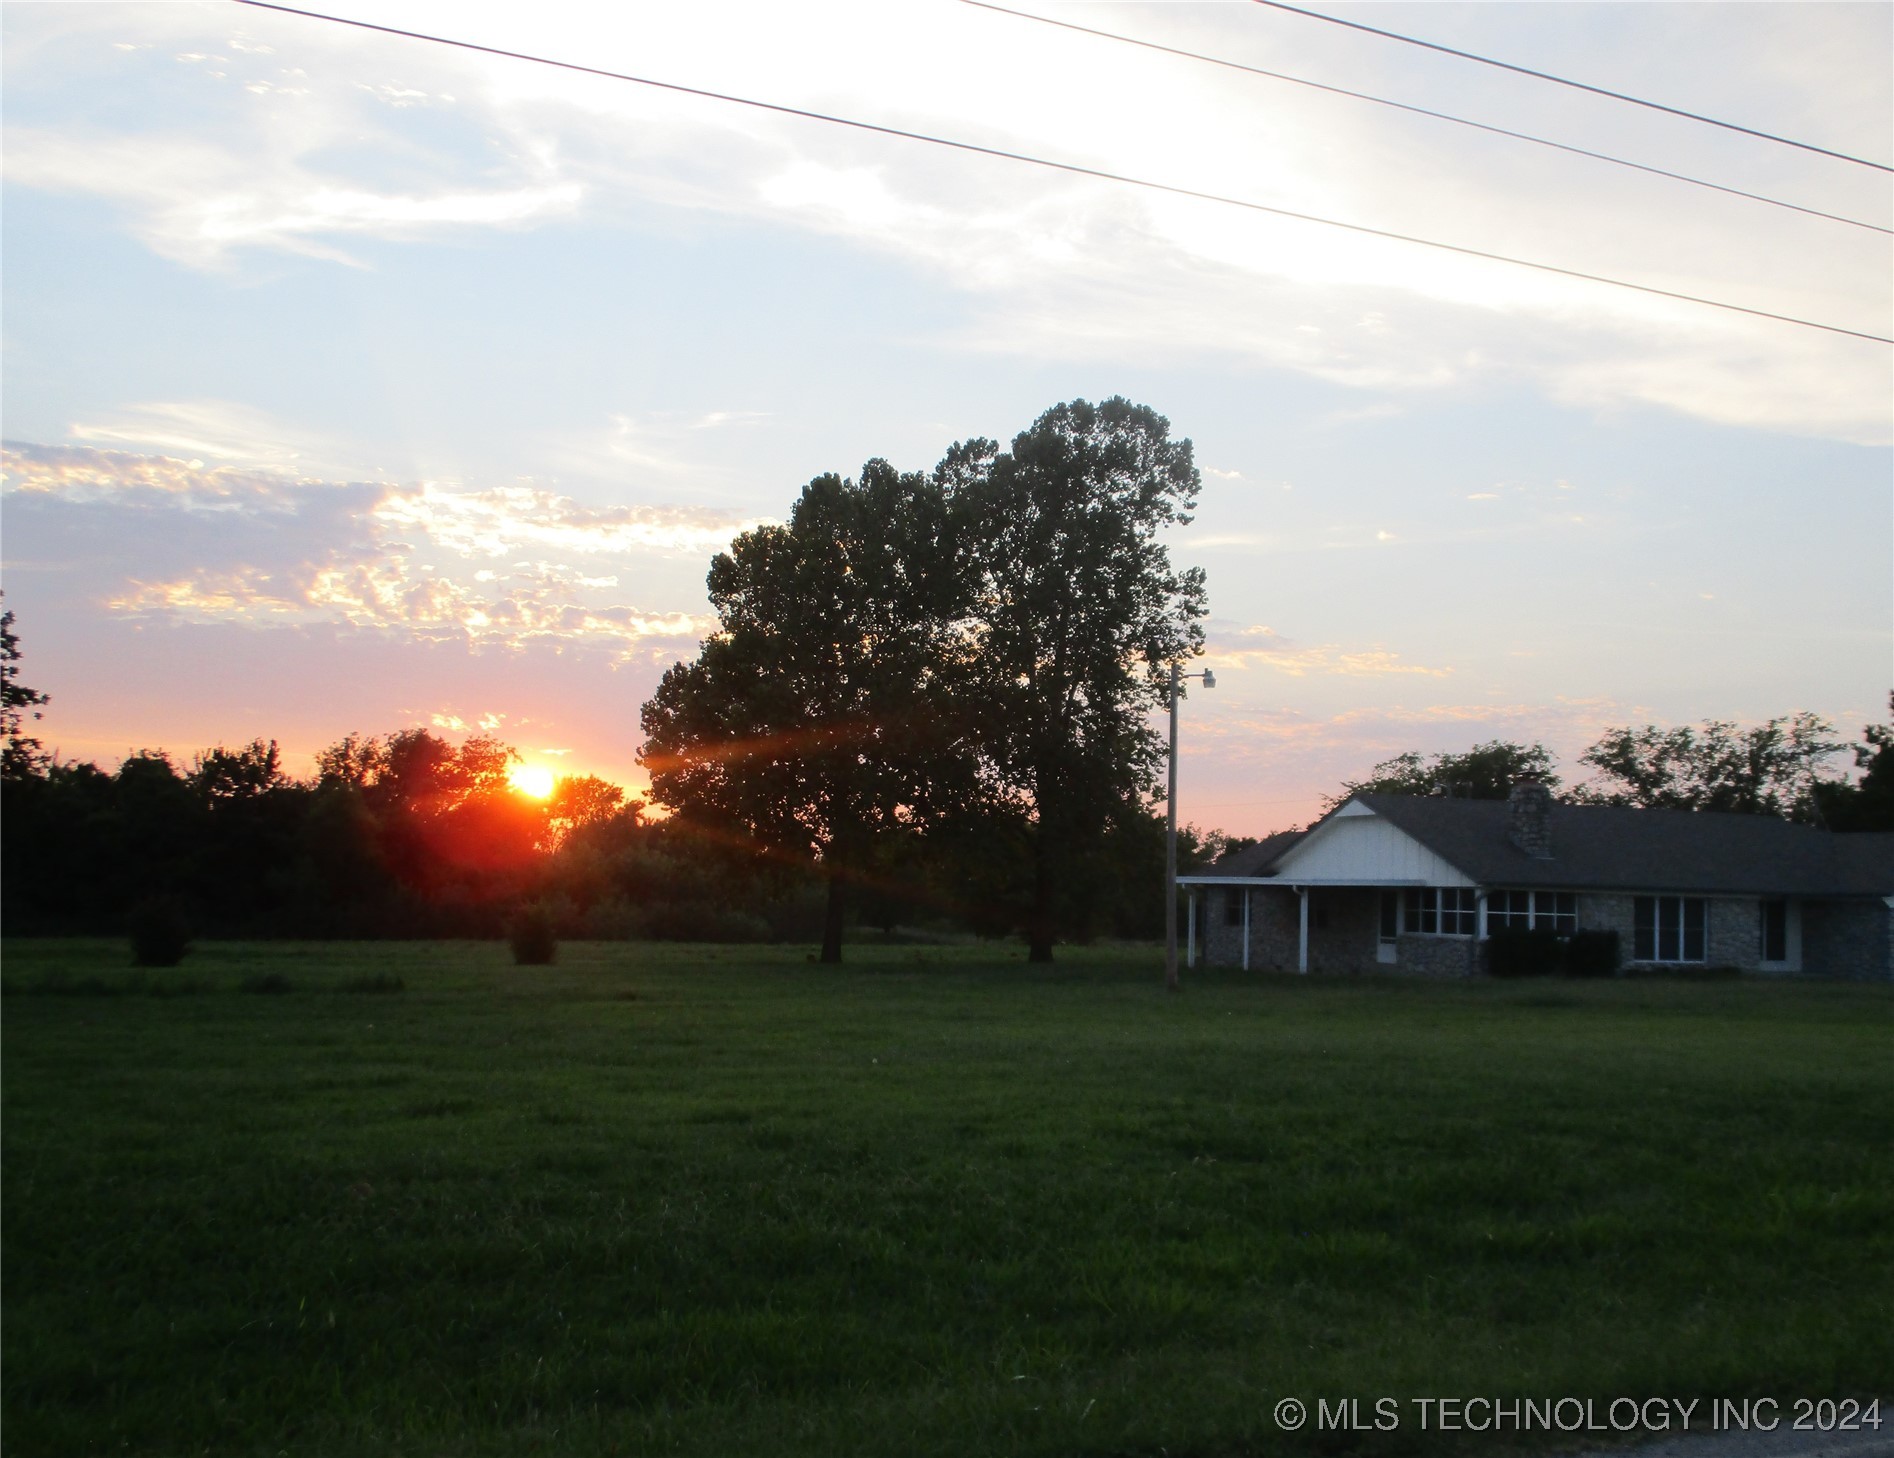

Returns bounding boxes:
[1026,853,1055,962]
[820,870,846,964]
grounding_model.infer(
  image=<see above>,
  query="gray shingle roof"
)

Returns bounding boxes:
[1204,829,1305,878]
[1201,796,1894,898]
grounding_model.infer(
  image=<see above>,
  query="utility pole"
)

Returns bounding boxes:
[1165,660,1215,991]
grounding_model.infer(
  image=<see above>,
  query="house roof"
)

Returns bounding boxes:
[1204,828,1305,878]
[1198,796,1894,898]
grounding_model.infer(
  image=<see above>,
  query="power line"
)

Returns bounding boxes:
[230,0,1893,345]
[1250,0,1894,173]
[962,0,1889,236]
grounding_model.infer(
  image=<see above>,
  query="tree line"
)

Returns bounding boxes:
[6,383,1887,952]
[1,419,1240,958]
[1326,709,1892,830]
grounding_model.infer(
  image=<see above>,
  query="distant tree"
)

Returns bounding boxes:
[1812,695,1894,831]
[545,773,634,849]
[1,595,52,780]
[640,461,965,962]
[1180,823,1259,870]
[943,398,1207,961]
[1325,740,1559,811]
[185,740,307,927]
[1573,713,1843,822]
[313,727,542,894]
[189,739,292,802]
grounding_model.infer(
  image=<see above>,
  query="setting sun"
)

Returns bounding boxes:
[509,764,556,800]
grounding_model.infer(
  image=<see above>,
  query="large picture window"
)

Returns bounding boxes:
[1634,897,1706,962]
[1403,887,1477,937]
[1488,890,1576,936]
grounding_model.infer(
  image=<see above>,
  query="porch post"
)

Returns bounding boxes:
[1241,887,1251,971]
[1187,889,1197,968]
[1297,886,1310,974]
[1477,889,1489,940]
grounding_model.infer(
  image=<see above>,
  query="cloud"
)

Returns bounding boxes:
[63,400,344,472]
[4,2,1887,442]
[375,483,769,559]
[2,439,302,505]
[106,554,712,662]
[5,442,726,661]
[1206,625,1453,679]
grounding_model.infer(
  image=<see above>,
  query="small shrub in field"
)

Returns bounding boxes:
[1566,930,1620,979]
[509,904,557,965]
[339,973,404,994]
[128,897,191,968]
[239,973,295,995]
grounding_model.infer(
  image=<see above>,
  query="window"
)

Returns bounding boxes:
[1378,891,1398,943]
[1402,887,1477,937]
[1634,897,1706,962]
[1488,890,1576,936]
[1760,900,1787,963]
[1224,889,1244,927]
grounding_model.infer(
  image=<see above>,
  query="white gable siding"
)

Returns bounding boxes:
[1272,811,1474,886]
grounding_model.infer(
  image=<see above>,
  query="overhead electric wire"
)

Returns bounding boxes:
[962,0,1890,235]
[230,0,1893,346]
[1250,0,1894,173]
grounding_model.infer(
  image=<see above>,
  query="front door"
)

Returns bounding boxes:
[1377,890,1399,964]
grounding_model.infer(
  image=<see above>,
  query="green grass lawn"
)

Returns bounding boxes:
[4,939,1890,1457]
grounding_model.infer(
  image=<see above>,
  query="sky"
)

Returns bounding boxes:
[2,0,1889,836]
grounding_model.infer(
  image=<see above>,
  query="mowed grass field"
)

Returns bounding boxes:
[3,939,1891,1458]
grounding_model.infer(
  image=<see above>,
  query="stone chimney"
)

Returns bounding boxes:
[1508,777,1555,859]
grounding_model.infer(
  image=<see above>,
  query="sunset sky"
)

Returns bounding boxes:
[3,0,1889,835]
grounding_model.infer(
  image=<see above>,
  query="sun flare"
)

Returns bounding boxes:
[509,764,556,800]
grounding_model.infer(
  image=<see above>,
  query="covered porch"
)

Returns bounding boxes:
[1178,879,1486,977]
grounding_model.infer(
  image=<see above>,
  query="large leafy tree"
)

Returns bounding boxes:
[640,461,964,962]
[1324,740,1560,811]
[942,397,1207,962]
[1573,713,1843,821]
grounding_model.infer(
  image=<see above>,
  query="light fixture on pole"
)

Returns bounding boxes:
[1165,659,1215,991]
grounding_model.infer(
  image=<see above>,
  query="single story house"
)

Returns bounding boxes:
[1178,781,1894,980]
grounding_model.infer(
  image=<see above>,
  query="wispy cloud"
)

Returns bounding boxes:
[7,4,1884,438]
[63,400,343,471]
[1206,625,1453,679]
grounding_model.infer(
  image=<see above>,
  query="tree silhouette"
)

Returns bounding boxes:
[1,595,52,781]
[1325,740,1561,810]
[1574,714,1843,821]
[641,461,965,962]
[943,398,1207,961]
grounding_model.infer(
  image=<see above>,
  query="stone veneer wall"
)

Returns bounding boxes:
[1308,889,1380,974]
[1198,885,1248,968]
[1394,933,1479,978]
[1802,900,1893,981]
[1195,886,1380,973]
